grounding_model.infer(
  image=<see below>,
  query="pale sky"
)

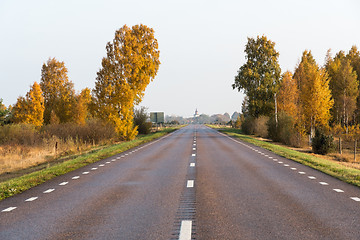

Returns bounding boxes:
[1,0,359,117]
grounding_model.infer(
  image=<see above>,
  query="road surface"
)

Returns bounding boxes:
[1,125,360,239]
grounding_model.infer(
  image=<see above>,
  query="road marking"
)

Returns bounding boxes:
[273,159,278,161]
[125,154,129,156]
[111,159,116,162]
[99,164,105,167]
[82,172,89,175]
[291,168,297,170]
[187,180,194,188]
[268,156,273,159]
[192,154,196,157]
[192,148,196,150]
[190,163,195,167]
[333,189,344,193]
[59,182,68,186]
[91,168,97,170]
[179,220,192,240]
[284,164,289,167]
[308,176,316,179]
[193,144,196,146]
[43,189,55,193]
[2,207,16,212]
[298,172,306,174]
[264,155,269,157]
[106,161,110,164]
[25,197,38,202]
[278,161,283,163]
[117,157,121,159]
[72,176,80,180]
[350,197,360,202]
[319,182,329,185]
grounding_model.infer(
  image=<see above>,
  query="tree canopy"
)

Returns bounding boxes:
[233,35,281,117]
[92,24,160,140]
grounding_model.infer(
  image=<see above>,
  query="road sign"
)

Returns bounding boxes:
[150,112,164,123]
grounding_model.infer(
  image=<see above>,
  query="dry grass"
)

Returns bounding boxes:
[0,138,96,175]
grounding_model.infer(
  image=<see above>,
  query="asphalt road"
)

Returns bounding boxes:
[1,125,360,239]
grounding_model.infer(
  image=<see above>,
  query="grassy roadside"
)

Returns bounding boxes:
[0,127,180,201]
[210,126,360,188]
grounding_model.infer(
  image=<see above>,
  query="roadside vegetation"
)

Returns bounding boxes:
[0,127,179,200]
[212,127,360,188]
[0,24,168,200]
[230,35,360,158]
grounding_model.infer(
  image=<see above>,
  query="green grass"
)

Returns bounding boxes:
[0,127,180,201]
[214,127,360,188]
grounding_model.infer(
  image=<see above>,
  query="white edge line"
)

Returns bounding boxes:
[2,207,17,212]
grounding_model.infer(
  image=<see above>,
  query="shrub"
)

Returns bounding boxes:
[267,113,306,147]
[241,116,255,135]
[254,116,269,138]
[0,124,41,146]
[42,119,116,144]
[134,107,152,134]
[312,129,334,155]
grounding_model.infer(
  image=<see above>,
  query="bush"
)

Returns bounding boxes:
[0,124,41,146]
[312,129,334,155]
[241,116,255,135]
[134,107,152,134]
[42,119,116,144]
[254,116,269,138]
[267,113,306,147]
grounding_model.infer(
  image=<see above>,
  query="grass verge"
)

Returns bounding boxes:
[0,127,180,201]
[213,127,360,188]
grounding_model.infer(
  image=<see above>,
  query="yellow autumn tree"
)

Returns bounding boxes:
[13,82,45,127]
[73,88,92,125]
[40,57,75,124]
[326,50,358,131]
[277,71,299,121]
[93,24,160,140]
[294,50,333,136]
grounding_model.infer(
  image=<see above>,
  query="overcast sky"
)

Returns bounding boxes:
[1,0,359,117]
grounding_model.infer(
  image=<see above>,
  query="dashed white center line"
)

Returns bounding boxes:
[298,171,306,174]
[264,155,269,157]
[2,207,16,212]
[187,180,194,188]
[278,161,283,164]
[99,164,105,167]
[106,161,110,164]
[273,159,278,161]
[59,182,68,186]
[72,176,80,180]
[190,163,195,167]
[111,159,116,162]
[319,182,329,185]
[82,172,89,175]
[333,189,344,193]
[291,168,297,170]
[192,154,196,157]
[284,164,289,167]
[117,157,121,159]
[350,197,360,202]
[25,197,38,202]
[43,189,55,193]
[91,168,97,170]
[125,154,129,156]
[308,176,316,179]
[179,220,192,240]
[268,156,273,159]
[192,148,196,150]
